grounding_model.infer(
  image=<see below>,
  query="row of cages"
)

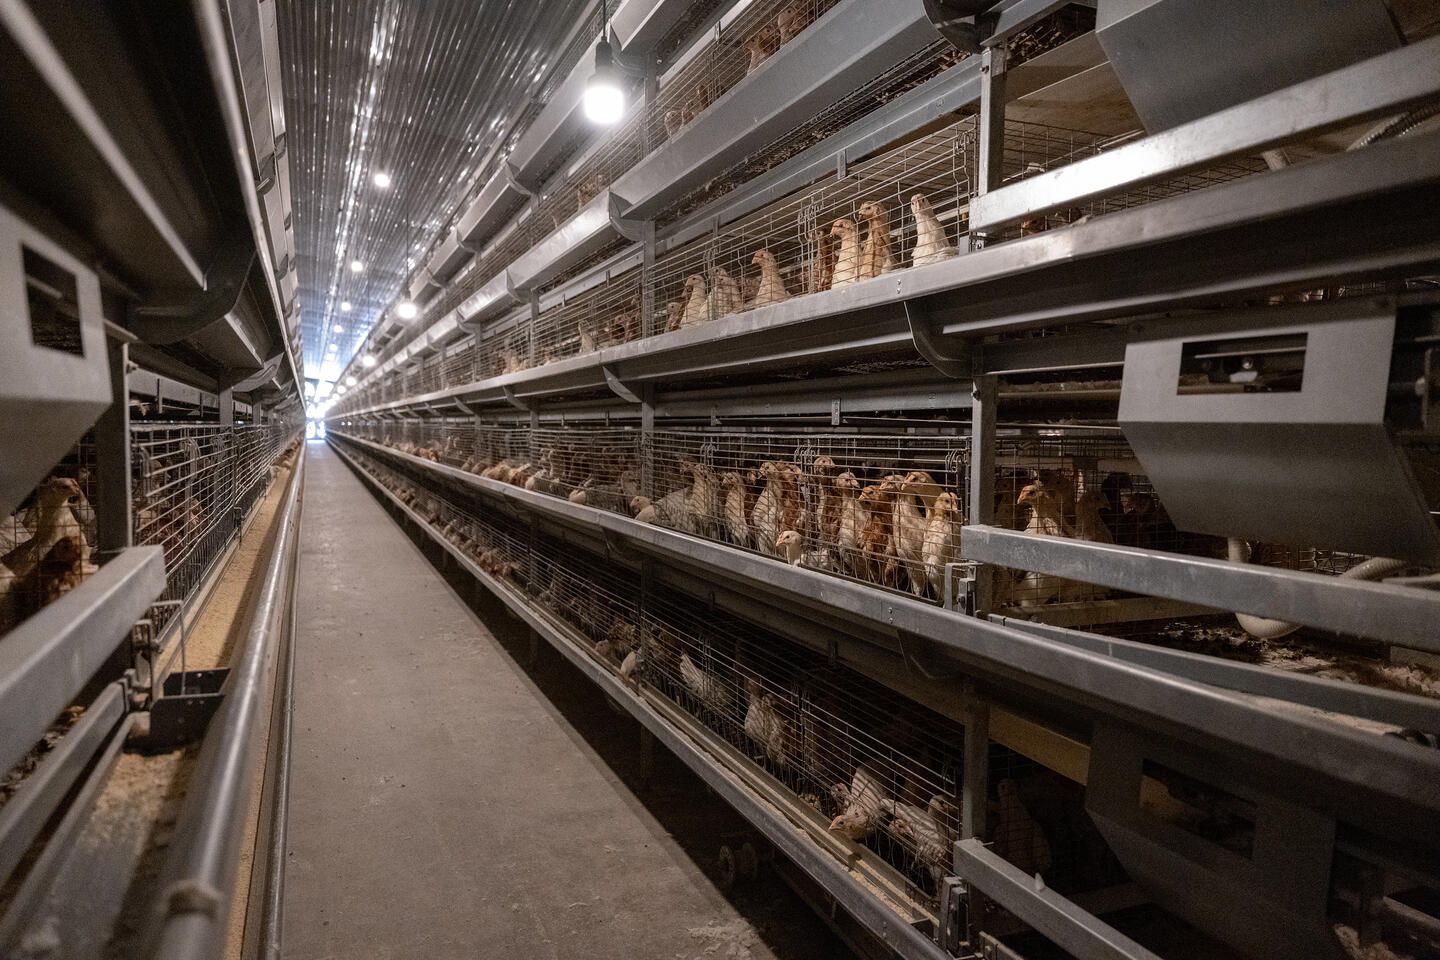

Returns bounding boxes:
[341,443,1147,950]
[342,103,1268,410]
[330,422,1440,704]
[340,440,1436,960]
[0,422,299,640]
[361,4,1102,397]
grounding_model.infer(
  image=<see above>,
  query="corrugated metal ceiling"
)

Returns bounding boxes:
[278,0,596,383]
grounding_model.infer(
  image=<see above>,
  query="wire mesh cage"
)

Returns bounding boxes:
[652,118,980,335]
[533,262,644,364]
[0,434,99,634]
[132,422,294,636]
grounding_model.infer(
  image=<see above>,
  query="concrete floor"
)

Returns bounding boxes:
[285,442,851,960]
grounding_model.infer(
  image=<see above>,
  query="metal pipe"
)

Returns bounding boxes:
[1226,539,1409,640]
[145,448,305,960]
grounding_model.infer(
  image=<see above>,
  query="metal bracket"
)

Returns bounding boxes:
[128,236,255,344]
[501,385,530,411]
[937,876,969,953]
[148,669,229,749]
[904,300,972,378]
[602,364,643,404]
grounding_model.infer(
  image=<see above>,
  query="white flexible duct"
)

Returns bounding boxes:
[1226,539,1409,639]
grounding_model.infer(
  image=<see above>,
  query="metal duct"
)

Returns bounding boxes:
[1095,0,1401,133]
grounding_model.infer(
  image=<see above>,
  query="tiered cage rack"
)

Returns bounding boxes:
[324,2,1440,959]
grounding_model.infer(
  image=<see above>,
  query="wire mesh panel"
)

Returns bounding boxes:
[0,435,99,634]
[533,264,643,364]
[132,423,295,635]
[652,119,979,335]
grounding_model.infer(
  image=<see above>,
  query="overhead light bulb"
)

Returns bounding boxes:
[350,259,364,273]
[333,323,344,333]
[345,375,357,387]
[337,385,347,394]
[362,353,377,368]
[395,300,418,320]
[373,171,392,189]
[583,36,625,125]
[340,301,352,312]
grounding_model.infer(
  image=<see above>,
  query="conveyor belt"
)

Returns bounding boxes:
[284,443,847,959]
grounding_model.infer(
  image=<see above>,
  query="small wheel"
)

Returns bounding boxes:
[737,842,759,882]
[716,844,737,890]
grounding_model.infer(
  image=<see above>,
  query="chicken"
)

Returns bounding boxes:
[743,678,787,767]
[834,472,866,577]
[910,193,958,266]
[663,109,683,139]
[991,779,1052,875]
[720,471,751,547]
[749,462,783,555]
[750,248,791,308]
[883,795,958,889]
[892,473,932,597]
[1014,479,1080,605]
[857,482,897,585]
[679,274,709,328]
[830,766,891,842]
[680,83,712,126]
[709,267,743,319]
[829,218,863,287]
[665,301,684,332]
[687,461,721,538]
[630,489,696,534]
[779,530,834,571]
[777,0,813,43]
[2,478,89,584]
[922,491,962,602]
[745,23,780,73]
[857,200,896,279]
[576,178,604,211]
[802,228,837,294]
[1074,489,1114,545]
[679,651,729,713]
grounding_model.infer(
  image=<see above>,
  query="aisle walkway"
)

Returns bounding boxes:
[285,443,831,959]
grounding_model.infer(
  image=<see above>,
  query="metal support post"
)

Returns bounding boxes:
[95,338,133,551]
[528,289,540,367]
[640,384,655,499]
[961,687,990,943]
[218,387,234,425]
[967,374,996,616]
[641,220,657,339]
[975,44,1007,248]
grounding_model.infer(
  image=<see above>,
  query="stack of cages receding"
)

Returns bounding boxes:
[340,430,1325,952]
[0,433,99,635]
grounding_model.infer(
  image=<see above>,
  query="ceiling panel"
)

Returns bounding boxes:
[278,0,596,382]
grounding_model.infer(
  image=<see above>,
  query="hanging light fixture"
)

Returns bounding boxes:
[395,300,419,320]
[583,0,624,125]
[362,353,377,368]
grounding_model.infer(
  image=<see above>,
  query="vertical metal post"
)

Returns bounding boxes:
[968,374,996,615]
[978,45,1007,195]
[528,289,540,366]
[95,337,133,551]
[640,384,655,499]
[641,220,657,339]
[961,687,991,940]
[218,387,234,425]
[975,44,1008,250]
[961,690,989,841]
